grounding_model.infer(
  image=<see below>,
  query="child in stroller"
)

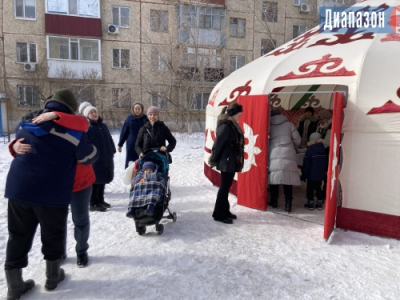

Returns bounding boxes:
[126,151,176,235]
[126,161,165,217]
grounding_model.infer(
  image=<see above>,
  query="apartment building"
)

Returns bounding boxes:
[0,0,332,133]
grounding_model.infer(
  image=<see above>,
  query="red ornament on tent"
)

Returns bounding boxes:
[275,54,356,80]
[309,33,374,47]
[218,80,252,106]
[367,100,400,114]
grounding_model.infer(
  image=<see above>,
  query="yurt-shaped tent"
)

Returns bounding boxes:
[204,0,400,240]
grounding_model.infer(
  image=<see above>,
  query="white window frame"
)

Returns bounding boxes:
[229,56,245,73]
[17,85,39,107]
[191,92,210,110]
[14,0,36,20]
[262,1,278,23]
[46,0,100,18]
[111,5,131,28]
[16,42,37,63]
[150,10,169,32]
[230,18,245,38]
[151,92,169,110]
[47,36,101,62]
[112,48,130,69]
[293,25,307,39]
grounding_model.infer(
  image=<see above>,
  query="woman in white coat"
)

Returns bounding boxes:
[268,109,301,213]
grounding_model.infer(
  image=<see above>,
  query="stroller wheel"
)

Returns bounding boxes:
[172,212,177,223]
[156,224,164,235]
[138,226,146,236]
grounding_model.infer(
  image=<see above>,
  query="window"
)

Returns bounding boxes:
[112,49,130,69]
[191,93,210,110]
[69,86,95,106]
[151,92,168,110]
[15,0,36,19]
[151,50,167,71]
[261,39,276,56]
[17,85,39,107]
[262,2,278,23]
[47,0,99,17]
[48,36,100,61]
[293,0,307,6]
[112,88,131,108]
[230,18,245,38]
[151,10,168,31]
[293,25,307,39]
[229,56,244,73]
[199,6,225,30]
[16,42,37,63]
[111,6,130,27]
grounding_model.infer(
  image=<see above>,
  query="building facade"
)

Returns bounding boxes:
[0,0,349,132]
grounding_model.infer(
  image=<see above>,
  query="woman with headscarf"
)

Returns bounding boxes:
[208,103,244,224]
[268,108,301,213]
[118,103,147,169]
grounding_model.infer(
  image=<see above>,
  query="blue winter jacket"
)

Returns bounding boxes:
[302,142,327,181]
[87,117,116,184]
[5,121,98,207]
[118,114,147,168]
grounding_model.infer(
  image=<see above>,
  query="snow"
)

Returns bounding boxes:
[1,132,400,300]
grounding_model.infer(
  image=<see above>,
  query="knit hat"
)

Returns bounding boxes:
[83,106,98,118]
[45,89,77,114]
[271,109,281,116]
[309,132,322,141]
[142,161,156,172]
[318,109,332,120]
[79,101,92,115]
[226,104,243,116]
[147,106,160,115]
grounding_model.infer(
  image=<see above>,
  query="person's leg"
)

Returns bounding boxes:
[304,180,315,210]
[269,184,279,208]
[212,172,235,221]
[90,184,107,211]
[5,200,39,270]
[315,180,324,210]
[70,186,92,256]
[35,205,68,291]
[97,184,110,208]
[283,185,293,213]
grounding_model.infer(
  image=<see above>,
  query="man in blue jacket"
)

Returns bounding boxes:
[4,89,98,300]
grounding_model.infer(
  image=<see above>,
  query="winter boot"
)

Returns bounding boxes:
[268,197,278,209]
[285,197,293,213]
[5,269,35,300]
[45,259,65,291]
[304,199,314,210]
[315,200,324,210]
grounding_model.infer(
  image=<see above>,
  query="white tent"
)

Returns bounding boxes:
[204,0,400,239]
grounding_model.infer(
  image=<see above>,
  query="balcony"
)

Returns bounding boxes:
[47,60,102,80]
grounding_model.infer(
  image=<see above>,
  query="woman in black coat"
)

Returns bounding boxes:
[208,103,244,224]
[84,106,116,212]
[135,106,176,158]
[117,103,147,168]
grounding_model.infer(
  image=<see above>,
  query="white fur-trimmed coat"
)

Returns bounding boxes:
[268,115,301,186]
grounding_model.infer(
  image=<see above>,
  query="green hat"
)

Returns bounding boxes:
[45,89,78,114]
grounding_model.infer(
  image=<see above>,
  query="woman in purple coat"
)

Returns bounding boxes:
[118,103,147,168]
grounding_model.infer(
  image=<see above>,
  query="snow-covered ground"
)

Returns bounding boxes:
[0,132,399,300]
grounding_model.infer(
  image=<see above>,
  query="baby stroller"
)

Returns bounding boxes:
[128,150,176,235]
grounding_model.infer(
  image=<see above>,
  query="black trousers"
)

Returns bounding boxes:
[212,172,235,220]
[306,180,323,201]
[90,183,105,206]
[269,184,293,200]
[5,200,68,270]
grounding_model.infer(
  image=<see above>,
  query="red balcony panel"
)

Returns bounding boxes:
[203,0,225,5]
[45,14,102,38]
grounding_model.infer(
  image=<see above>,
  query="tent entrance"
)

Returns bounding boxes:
[236,89,345,241]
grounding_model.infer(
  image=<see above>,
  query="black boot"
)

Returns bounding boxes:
[315,199,324,210]
[304,199,314,210]
[45,259,65,291]
[268,197,278,209]
[285,197,293,213]
[5,269,35,300]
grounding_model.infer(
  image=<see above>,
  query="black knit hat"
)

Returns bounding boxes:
[45,89,77,114]
[226,104,243,116]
